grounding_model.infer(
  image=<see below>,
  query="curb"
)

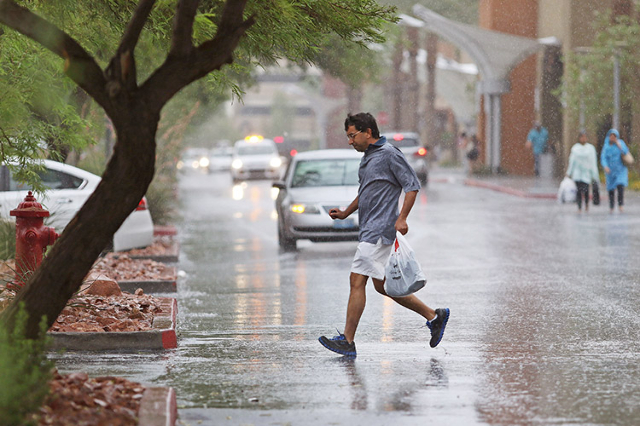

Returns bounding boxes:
[118,267,178,293]
[464,178,556,199]
[120,279,177,293]
[49,298,178,351]
[139,386,177,426]
[154,225,177,237]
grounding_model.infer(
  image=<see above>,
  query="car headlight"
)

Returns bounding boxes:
[231,159,243,170]
[290,204,320,214]
[270,157,282,168]
[191,160,200,169]
[199,157,210,168]
[176,161,184,170]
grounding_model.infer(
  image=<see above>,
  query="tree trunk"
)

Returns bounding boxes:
[0,0,250,339]
[392,39,403,130]
[407,26,420,133]
[425,32,438,146]
[1,102,159,339]
[347,85,363,114]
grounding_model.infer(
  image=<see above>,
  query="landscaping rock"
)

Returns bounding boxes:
[83,275,122,297]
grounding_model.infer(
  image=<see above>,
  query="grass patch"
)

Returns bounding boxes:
[0,303,53,426]
[0,220,16,261]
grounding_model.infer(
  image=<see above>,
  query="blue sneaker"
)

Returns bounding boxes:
[426,308,450,348]
[318,333,356,357]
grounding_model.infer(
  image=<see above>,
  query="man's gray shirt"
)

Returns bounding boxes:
[357,136,421,244]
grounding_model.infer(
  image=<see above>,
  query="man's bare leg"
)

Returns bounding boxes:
[343,272,368,343]
[372,278,436,321]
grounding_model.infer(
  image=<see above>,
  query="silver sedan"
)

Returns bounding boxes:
[273,149,362,251]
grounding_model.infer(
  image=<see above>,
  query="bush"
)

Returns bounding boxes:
[146,174,177,226]
[0,220,16,261]
[0,303,53,426]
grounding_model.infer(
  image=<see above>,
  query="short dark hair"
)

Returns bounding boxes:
[344,113,380,139]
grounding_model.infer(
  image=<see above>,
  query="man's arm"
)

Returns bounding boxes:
[329,196,358,220]
[395,190,418,235]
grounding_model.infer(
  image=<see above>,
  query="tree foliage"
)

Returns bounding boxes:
[562,7,640,131]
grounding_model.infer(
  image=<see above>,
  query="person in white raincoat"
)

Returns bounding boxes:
[566,132,600,212]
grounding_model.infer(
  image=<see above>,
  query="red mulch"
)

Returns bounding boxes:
[123,237,176,257]
[49,291,163,333]
[90,253,174,282]
[28,371,145,426]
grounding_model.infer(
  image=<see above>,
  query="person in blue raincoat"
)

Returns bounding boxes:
[526,121,549,177]
[600,129,630,213]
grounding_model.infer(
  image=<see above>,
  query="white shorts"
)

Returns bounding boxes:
[351,239,393,280]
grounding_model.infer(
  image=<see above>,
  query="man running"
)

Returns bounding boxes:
[318,112,449,357]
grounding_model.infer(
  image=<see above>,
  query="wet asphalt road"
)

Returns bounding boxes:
[55,169,640,425]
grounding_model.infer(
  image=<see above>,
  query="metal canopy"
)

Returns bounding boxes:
[408,5,545,172]
[410,5,543,94]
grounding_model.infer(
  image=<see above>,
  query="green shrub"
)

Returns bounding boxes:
[146,175,177,225]
[75,147,106,177]
[0,303,53,426]
[0,220,16,261]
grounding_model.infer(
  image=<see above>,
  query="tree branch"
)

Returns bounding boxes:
[120,0,156,53]
[142,0,253,106]
[105,0,157,93]
[0,0,108,107]
[170,0,199,56]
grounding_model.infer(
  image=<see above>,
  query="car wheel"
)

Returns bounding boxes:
[278,219,297,251]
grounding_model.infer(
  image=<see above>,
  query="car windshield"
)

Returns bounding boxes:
[212,148,232,157]
[236,145,276,156]
[6,167,84,191]
[291,159,360,188]
[387,136,419,148]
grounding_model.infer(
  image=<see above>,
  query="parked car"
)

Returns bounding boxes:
[381,132,429,186]
[231,136,282,182]
[0,159,154,252]
[272,149,361,251]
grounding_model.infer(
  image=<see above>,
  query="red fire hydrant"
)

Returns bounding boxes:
[10,191,59,288]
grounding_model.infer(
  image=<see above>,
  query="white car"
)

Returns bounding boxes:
[273,149,361,251]
[177,147,210,174]
[209,146,233,171]
[231,136,282,182]
[0,159,154,252]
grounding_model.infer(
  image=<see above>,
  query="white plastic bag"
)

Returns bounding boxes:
[384,232,427,297]
[557,177,577,204]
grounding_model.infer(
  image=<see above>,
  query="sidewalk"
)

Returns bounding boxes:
[430,166,559,199]
[464,175,559,199]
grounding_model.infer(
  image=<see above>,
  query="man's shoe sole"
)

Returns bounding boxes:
[430,308,450,348]
[318,337,357,357]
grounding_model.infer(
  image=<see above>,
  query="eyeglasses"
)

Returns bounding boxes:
[347,131,362,141]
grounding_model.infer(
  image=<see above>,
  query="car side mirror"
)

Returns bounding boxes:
[272,181,286,190]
